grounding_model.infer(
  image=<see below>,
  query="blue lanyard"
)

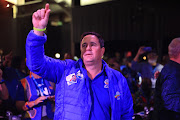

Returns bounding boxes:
[31,75,45,96]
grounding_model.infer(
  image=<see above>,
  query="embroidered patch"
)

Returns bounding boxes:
[66,70,84,86]
[76,70,84,79]
[115,91,120,100]
[104,79,109,88]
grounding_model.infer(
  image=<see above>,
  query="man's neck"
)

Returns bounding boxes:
[84,61,103,80]
[170,57,180,64]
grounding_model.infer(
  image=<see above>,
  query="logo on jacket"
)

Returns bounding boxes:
[76,70,83,79]
[66,70,83,86]
[104,79,109,88]
[115,91,120,100]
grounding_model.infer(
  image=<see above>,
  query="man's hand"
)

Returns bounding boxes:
[137,46,146,56]
[133,46,146,62]
[32,3,51,36]
[34,96,48,106]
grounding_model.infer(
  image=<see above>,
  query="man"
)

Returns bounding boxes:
[2,56,27,115]
[26,3,133,120]
[154,38,180,120]
[131,47,163,88]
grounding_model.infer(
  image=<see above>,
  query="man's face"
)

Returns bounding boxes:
[80,35,105,63]
[147,53,158,65]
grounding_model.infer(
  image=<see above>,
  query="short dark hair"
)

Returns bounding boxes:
[80,32,104,48]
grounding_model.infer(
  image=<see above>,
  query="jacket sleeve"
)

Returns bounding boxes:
[26,30,67,83]
[161,74,180,113]
[119,74,134,120]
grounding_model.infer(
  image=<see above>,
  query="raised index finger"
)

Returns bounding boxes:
[45,3,49,11]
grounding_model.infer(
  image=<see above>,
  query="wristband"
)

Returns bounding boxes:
[0,79,5,84]
[25,102,30,109]
[33,27,46,31]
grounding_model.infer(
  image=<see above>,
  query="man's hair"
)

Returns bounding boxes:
[147,51,158,59]
[168,38,180,58]
[80,32,104,48]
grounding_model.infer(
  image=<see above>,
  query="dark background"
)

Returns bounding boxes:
[0,0,180,60]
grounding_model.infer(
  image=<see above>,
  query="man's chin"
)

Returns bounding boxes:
[84,59,93,62]
[83,58,94,64]
[83,56,93,61]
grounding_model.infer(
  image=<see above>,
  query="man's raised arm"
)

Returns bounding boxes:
[26,3,66,82]
[32,3,51,36]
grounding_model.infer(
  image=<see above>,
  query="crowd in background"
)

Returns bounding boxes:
[0,46,170,120]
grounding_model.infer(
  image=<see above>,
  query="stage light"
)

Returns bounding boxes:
[143,56,146,60]
[74,56,79,61]
[55,53,60,59]
[6,4,10,7]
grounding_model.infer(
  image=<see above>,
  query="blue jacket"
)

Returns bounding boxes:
[26,30,134,120]
[155,60,180,113]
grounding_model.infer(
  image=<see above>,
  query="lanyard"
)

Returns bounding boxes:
[31,75,45,96]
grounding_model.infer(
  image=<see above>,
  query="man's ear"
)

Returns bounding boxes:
[101,47,105,57]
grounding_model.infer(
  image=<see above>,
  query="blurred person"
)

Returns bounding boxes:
[25,3,133,120]
[125,51,132,58]
[0,69,8,100]
[132,78,153,113]
[10,56,27,74]
[2,51,13,68]
[2,56,27,115]
[154,38,180,120]
[16,72,55,120]
[131,47,163,88]
[63,52,73,60]
[114,51,121,64]
[160,54,169,65]
[122,51,132,65]
[0,68,9,118]
[121,57,139,94]
[107,57,121,71]
[0,49,3,68]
